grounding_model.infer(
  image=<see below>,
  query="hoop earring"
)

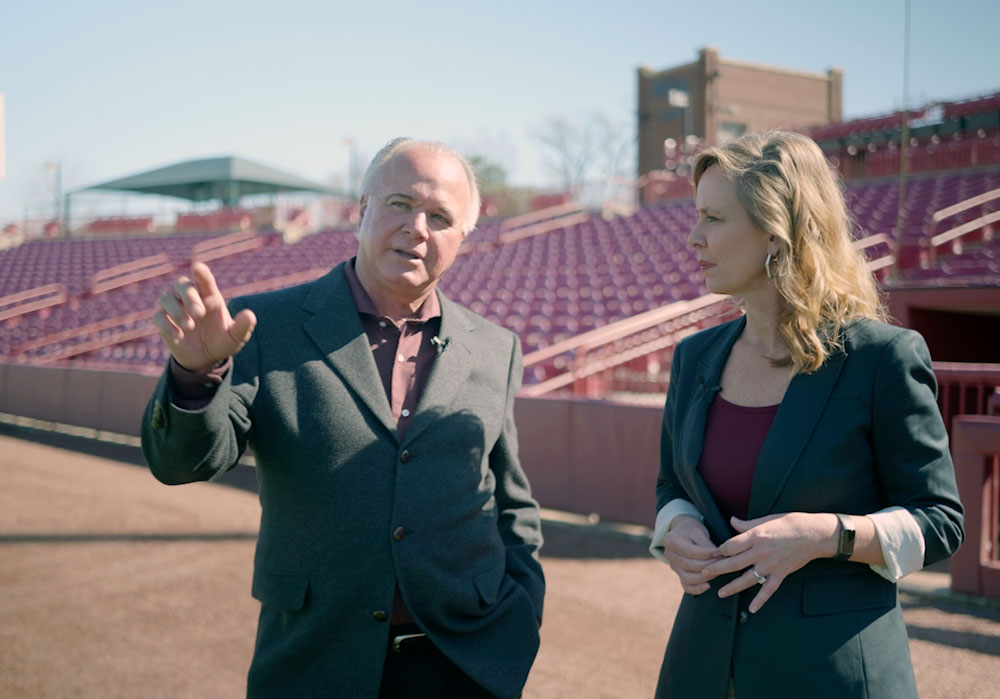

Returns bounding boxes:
[765,253,775,279]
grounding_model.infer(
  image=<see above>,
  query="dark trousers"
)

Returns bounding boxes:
[378,625,499,699]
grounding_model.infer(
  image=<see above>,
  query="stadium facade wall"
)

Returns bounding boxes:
[0,363,662,527]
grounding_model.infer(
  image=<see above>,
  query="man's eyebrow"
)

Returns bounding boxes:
[386,193,455,222]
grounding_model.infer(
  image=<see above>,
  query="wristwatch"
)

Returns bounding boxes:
[833,513,856,562]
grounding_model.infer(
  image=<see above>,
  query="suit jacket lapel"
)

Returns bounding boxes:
[680,317,746,542]
[300,264,398,438]
[747,347,846,518]
[402,293,473,448]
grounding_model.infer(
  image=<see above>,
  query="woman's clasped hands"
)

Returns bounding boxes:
[662,512,839,613]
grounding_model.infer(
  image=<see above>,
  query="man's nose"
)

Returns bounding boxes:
[405,211,430,238]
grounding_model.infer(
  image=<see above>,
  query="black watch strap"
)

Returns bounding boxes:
[833,513,856,562]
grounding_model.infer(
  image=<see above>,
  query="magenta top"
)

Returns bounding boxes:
[698,395,779,524]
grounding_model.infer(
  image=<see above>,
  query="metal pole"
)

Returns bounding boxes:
[893,0,911,277]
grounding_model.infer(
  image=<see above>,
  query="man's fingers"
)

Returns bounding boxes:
[159,288,196,331]
[152,309,182,344]
[191,262,222,306]
[169,275,204,318]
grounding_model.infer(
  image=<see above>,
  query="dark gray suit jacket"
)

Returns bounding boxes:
[142,263,545,699]
[654,316,963,699]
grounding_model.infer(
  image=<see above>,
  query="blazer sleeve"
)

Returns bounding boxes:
[141,298,258,485]
[656,340,691,514]
[490,333,545,621]
[870,328,964,566]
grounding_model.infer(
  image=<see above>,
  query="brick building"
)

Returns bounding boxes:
[637,47,843,177]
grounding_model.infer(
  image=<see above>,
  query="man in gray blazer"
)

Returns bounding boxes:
[142,138,545,699]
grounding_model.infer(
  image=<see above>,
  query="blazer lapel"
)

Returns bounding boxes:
[300,265,397,437]
[401,293,473,448]
[679,317,746,542]
[747,348,847,518]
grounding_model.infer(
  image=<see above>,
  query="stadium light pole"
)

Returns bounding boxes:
[46,161,62,235]
[893,0,912,278]
[344,137,357,199]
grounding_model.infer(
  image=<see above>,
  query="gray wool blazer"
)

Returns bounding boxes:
[654,316,964,699]
[142,262,545,699]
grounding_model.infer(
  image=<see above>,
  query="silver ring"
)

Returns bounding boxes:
[752,569,767,585]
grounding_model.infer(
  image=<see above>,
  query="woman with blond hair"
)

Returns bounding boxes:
[649,130,963,698]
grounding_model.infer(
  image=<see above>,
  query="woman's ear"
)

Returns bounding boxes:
[767,235,781,258]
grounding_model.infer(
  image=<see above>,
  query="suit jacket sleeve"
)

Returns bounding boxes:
[492,334,545,622]
[870,328,964,566]
[656,339,688,514]
[141,298,258,485]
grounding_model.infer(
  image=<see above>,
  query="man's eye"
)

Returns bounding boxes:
[390,201,410,210]
[431,213,451,225]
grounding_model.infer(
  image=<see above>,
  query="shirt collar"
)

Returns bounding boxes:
[344,257,441,324]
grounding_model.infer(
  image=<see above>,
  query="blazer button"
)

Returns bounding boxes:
[739,610,750,624]
[372,610,388,622]
[393,526,406,541]
[399,450,410,464]
[151,403,165,430]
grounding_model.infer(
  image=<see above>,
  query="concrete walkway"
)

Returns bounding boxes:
[1,427,998,698]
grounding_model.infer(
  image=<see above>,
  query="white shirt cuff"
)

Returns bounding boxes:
[867,506,926,582]
[649,499,704,563]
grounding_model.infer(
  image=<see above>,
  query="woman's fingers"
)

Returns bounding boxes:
[701,548,755,579]
[680,581,711,595]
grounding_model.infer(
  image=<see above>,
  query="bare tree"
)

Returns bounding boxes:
[532,112,635,203]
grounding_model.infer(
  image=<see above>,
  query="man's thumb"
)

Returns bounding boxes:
[230,309,257,345]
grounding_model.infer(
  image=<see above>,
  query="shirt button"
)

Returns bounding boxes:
[372,610,388,622]
[401,409,410,417]
[739,611,750,624]
[393,527,406,541]
[379,321,387,328]
[400,450,410,463]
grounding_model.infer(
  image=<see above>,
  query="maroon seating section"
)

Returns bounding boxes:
[1,167,998,373]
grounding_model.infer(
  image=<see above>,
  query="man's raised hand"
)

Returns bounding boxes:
[152,262,257,372]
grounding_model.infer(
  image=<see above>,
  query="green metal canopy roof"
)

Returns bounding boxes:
[80,156,339,204]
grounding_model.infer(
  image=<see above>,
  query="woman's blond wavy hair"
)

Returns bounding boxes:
[692,130,888,374]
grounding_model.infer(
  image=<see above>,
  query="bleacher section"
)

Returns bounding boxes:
[1,162,998,380]
[810,91,1000,181]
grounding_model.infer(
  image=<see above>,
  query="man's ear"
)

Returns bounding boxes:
[358,194,368,222]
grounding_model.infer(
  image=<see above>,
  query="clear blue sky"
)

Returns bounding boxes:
[1,0,997,222]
